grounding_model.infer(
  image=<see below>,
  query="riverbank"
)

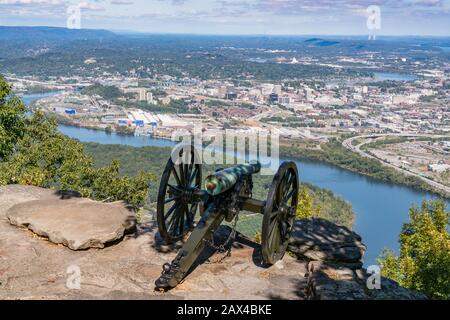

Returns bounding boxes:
[281,139,449,200]
[56,117,449,199]
[343,134,450,196]
[51,110,448,200]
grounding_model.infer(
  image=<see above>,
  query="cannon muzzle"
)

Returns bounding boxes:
[204,162,261,196]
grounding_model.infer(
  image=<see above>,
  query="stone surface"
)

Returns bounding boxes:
[0,185,308,300]
[288,218,367,268]
[0,185,427,300]
[305,261,429,300]
[6,197,136,250]
[306,261,368,300]
[0,185,63,219]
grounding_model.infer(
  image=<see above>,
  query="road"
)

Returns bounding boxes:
[6,76,91,90]
[342,134,450,196]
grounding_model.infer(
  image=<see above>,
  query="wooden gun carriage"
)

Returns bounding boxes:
[155,146,299,290]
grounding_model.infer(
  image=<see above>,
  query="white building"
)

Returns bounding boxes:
[428,164,450,173]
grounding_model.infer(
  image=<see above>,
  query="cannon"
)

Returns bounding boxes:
[154,145,299,290]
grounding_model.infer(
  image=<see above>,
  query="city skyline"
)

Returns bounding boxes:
[0,0,449,36]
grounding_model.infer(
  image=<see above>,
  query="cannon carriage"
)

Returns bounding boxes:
[155,145,299,290]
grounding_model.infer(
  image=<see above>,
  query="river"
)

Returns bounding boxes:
[22,92,446,267]
[372,72,419,82]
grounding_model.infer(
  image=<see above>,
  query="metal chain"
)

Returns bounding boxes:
[203,176,250,264]
[204,208,240,264]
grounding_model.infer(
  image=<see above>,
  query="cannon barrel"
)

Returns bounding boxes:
[204,162,261,196]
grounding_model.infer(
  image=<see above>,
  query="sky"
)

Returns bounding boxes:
[0,0,449,36]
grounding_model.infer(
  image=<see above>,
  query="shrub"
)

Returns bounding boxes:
[378,200,450,299]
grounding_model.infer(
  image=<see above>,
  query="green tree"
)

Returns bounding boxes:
[296,186,321,219]
[378,200,450,299]
[80,83,121,100]
[0,76,155,208]
[0,76,26,160]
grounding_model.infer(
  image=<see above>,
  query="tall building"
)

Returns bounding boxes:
[278,96,291,105]
[269,93,279,104]
[146,92,153,103]
[305,88,315,102]
[218,86,227,98]
[273,85,282,95]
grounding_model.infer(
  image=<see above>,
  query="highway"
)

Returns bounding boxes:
[6,76,90,90]
[342,134,450,196]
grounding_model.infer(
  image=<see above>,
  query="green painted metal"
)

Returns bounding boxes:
[204,162,261,196]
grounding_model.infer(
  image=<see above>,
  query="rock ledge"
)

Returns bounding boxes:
[5,189,136,250]
[0,185,428,300]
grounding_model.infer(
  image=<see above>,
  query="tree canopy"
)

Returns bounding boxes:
[379,200,450,300]
[0,76,154,208]
[0,78,26,160]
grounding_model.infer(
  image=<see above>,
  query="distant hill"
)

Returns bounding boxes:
[0,26,116,42]
[304,38,340,47]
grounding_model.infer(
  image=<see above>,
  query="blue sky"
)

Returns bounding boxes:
[0,0,449,35]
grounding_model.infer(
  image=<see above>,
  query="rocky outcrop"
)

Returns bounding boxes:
[288,218,367,269]
[7,197,136,250]
[305,261,428,300]
[289,219,428,300]
[0,185,62,219]
[0,185,427,300]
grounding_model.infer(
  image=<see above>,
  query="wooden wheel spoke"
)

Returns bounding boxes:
[281,171,289,192]
[271,224,281,254]
[286,171,294,189]
[283,188,295,204]
[277,171,290,205]
[164,202,179,220]
[167,205,180,230]
[267,220,279,246]
[188,157,194,177]
[275,186,282,208]
[283,187,296,205]
[173,206,185,236]
[179,204,186,235]
[281,173,291,198]
[183,164,190,185]
[168,184,183,193]
[164,195,180,204]
[171,166,182,186]
[179,164,185,186]
[189,166,199,186]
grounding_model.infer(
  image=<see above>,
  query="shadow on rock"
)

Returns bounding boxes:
[54,190,82,200]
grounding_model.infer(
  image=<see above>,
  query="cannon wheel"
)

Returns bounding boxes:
[157,145,202,243]
[261,161,299,265]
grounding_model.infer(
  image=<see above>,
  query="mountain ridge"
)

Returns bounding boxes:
[0,26,117,41]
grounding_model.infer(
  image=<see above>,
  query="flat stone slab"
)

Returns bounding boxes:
[0,185,63,219]
[6,198,136,250]
[288,218,367,268]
